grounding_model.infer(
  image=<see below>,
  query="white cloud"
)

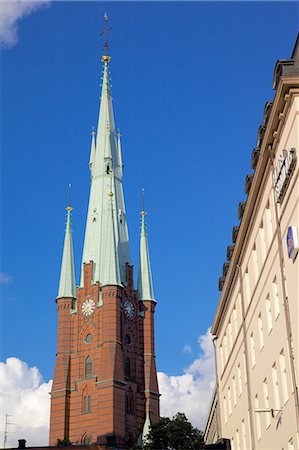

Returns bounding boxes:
[158,328,215,430]
[0,358,52,448]
[183,344,192,354]
[0,272,13,285]
[0,333,214,445]
[0,0,50,48]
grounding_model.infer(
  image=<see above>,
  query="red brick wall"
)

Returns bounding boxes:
[50,262,159,447]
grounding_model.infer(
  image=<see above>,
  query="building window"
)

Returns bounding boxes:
[223,333,228,362]
[223,396,227,424]
[228,321,233,352]
[228,387,232,416]
[266,294,273,333]
[82,434,89,445]
[232,303,238,339]
[241,419,247,450]
[264,202,273,248]
[236,429,240,450]
[254,394,261,441]
[263,378,271,428]
[279,349,289,404]
[219,344,224,373]
[258,313,264,350]
[126,387,134,414]
[251,244,259,285]
[249,333,255,368]
[237,364,242,397]
[272,276,280,319]
[85,356,92,378]
[83,396,91,413]
[272,362,281,410]
[125,357,131,379]
[232,377,237,407]
[244,269,251,308]
[288,438,294,450]
[259,221,266,262]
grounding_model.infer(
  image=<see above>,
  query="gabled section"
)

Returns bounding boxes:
[57,206,76,299]
[138,209,155,302]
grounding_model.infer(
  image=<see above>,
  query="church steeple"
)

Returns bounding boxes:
[80,47,131,287]
[138,191,155,302]
[57,203,76,299]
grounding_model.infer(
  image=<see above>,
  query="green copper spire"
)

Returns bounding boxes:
[137,190,156,302]
[80,51,131,287]
[57,201,76,299]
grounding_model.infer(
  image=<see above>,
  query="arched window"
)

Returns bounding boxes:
[82,434,89,445]
[85,356,92,378]
[125,357,131,379]
[126,387,134,414]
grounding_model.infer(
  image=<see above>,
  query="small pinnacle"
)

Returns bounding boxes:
[66,206,73,212]
[117,128,121,137]
[91,126,95,136]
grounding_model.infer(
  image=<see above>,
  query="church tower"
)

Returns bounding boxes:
[49,31,159,449]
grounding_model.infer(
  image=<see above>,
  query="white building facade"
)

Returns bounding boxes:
[208,35,299,450]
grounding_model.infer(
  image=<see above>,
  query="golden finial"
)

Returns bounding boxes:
[108,191,114,197]
[66,184,73,212]
[100,12,112,63]
[140,187,147,217]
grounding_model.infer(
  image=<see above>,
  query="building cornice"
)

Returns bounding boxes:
[212,77,299,336]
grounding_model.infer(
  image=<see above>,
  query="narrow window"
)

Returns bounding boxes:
[243,352,247,384]
[288,438,294,450]
[251,244,259,285]
[82,435,89,446]
[88,395,91,412]
[272,276,280,319]
[249,333,255,368]
[228,386,232,416]
[232,376,237,407]
[279,349,289,404]
[85,356,92,378]
[125,357,131,379]
[266,294,273,333]
[259,221,266,262]
[223,333,228,362]
[126,387,134,414]
[228,321,233,352]
[223,396,227,424]
[219,344,224,373]
[232,304,238,338]
[244,269,251,308]
[264,202,273,248]
[236,429,240,450]
[230,437,235,450]
[241,419,247,450]
[263,378,271,428]
[83,396,87,412]
[272,362,281,410]
[237,364,242,397]
[254,395,261,441]
[258,313,264,350]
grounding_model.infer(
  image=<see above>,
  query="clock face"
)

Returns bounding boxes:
[82,299,95,316]
[123,300,135,318]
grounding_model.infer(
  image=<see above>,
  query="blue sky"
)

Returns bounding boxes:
[1,1,298,426]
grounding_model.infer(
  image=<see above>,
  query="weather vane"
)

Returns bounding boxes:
[100,12,112,57]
